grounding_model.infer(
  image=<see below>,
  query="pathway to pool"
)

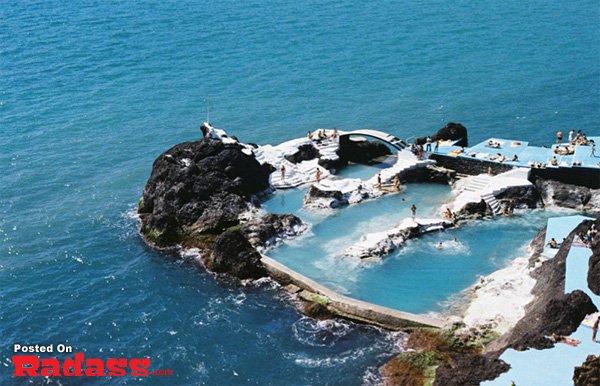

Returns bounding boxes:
[483,215,599,386]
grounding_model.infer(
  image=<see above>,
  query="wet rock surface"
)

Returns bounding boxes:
[303,185,350,208]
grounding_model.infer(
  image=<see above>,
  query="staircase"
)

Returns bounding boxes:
[481,192,502,215]
[461,175,504,215]
[462,175,492,192]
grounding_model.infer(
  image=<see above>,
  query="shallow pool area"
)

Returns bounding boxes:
[262,165,579,314]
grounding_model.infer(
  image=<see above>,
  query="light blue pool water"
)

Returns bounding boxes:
[264,177,573,313]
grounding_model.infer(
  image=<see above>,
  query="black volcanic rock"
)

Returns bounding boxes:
[573,355,600,386]
[285,144,320,164]
[338,137,391,164]
[138,139,271,246]
[417,122,468,147]
[534,179,600,212]
[242,213,305,249]
[208,230,267,279]
[433,354,510,386]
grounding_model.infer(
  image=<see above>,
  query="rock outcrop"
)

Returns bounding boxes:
[534,178,600,213]
[138,137,305,279]
[242,213,306,250]
[207,230,267,279]
[138,139,271,246]
[573,355,600,386]
[495,185,543,209]
[417,122,469,147]
[284,144,320,164]
[338,136,392,164]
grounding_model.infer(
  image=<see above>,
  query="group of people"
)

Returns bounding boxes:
[410,139,440,160]
[307,128,337,143]
[557,130,594,146]
[579,223,597,247]
[488,153,519,163]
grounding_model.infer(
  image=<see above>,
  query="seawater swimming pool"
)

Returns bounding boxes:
[263,166,578,314]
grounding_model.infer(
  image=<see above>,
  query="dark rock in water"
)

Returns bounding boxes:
[318,157,347,173]
[400,165,456,184]
[138,139,271,247]
[242,213,305,249]
[495,185,543,209]
[284,144,320,164]
[338,136,392,164]
[303,302,334,320]
[417,122,469,147]
[458,200,489,219]
[534,178,600,212]
[433,354,510,386]
[573,355,600,386]
[304,185,350,208]
[207,230,267,279]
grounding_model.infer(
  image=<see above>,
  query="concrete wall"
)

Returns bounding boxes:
[260,255,444,331]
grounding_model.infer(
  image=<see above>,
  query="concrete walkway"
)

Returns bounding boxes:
[260,255,444,330]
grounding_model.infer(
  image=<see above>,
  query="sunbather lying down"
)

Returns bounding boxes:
[550,333,581,347]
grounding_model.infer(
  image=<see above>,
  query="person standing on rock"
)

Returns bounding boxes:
[393,175,400,191]
[410,204,417,221]
[315,168,321,183]
[568,129,574,143]
[556,130,563,144]
[592,316,599,342]
[425,137,432,152]
[280,164,286,180]
[377,173,382,190]
[434,140,439,153]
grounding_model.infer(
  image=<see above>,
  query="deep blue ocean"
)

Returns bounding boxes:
[1,1,599,385]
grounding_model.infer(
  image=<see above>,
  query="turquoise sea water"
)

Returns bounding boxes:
[1,1,599,384]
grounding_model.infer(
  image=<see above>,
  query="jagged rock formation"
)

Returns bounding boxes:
[495,185,543,209]
[534,179,600,212]
[138,137,304,279]
[241,213,306,250]
[416,122,469,147]
[304,185,351,208]
[284,144,320,164]
[206,230,267,279]
[337,136,392,164]
[573,355,600,386]
[138,139,271,246]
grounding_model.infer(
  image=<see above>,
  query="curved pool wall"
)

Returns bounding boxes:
[263,166,580,315]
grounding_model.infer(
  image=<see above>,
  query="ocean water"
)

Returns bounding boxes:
[1,0,599,385]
